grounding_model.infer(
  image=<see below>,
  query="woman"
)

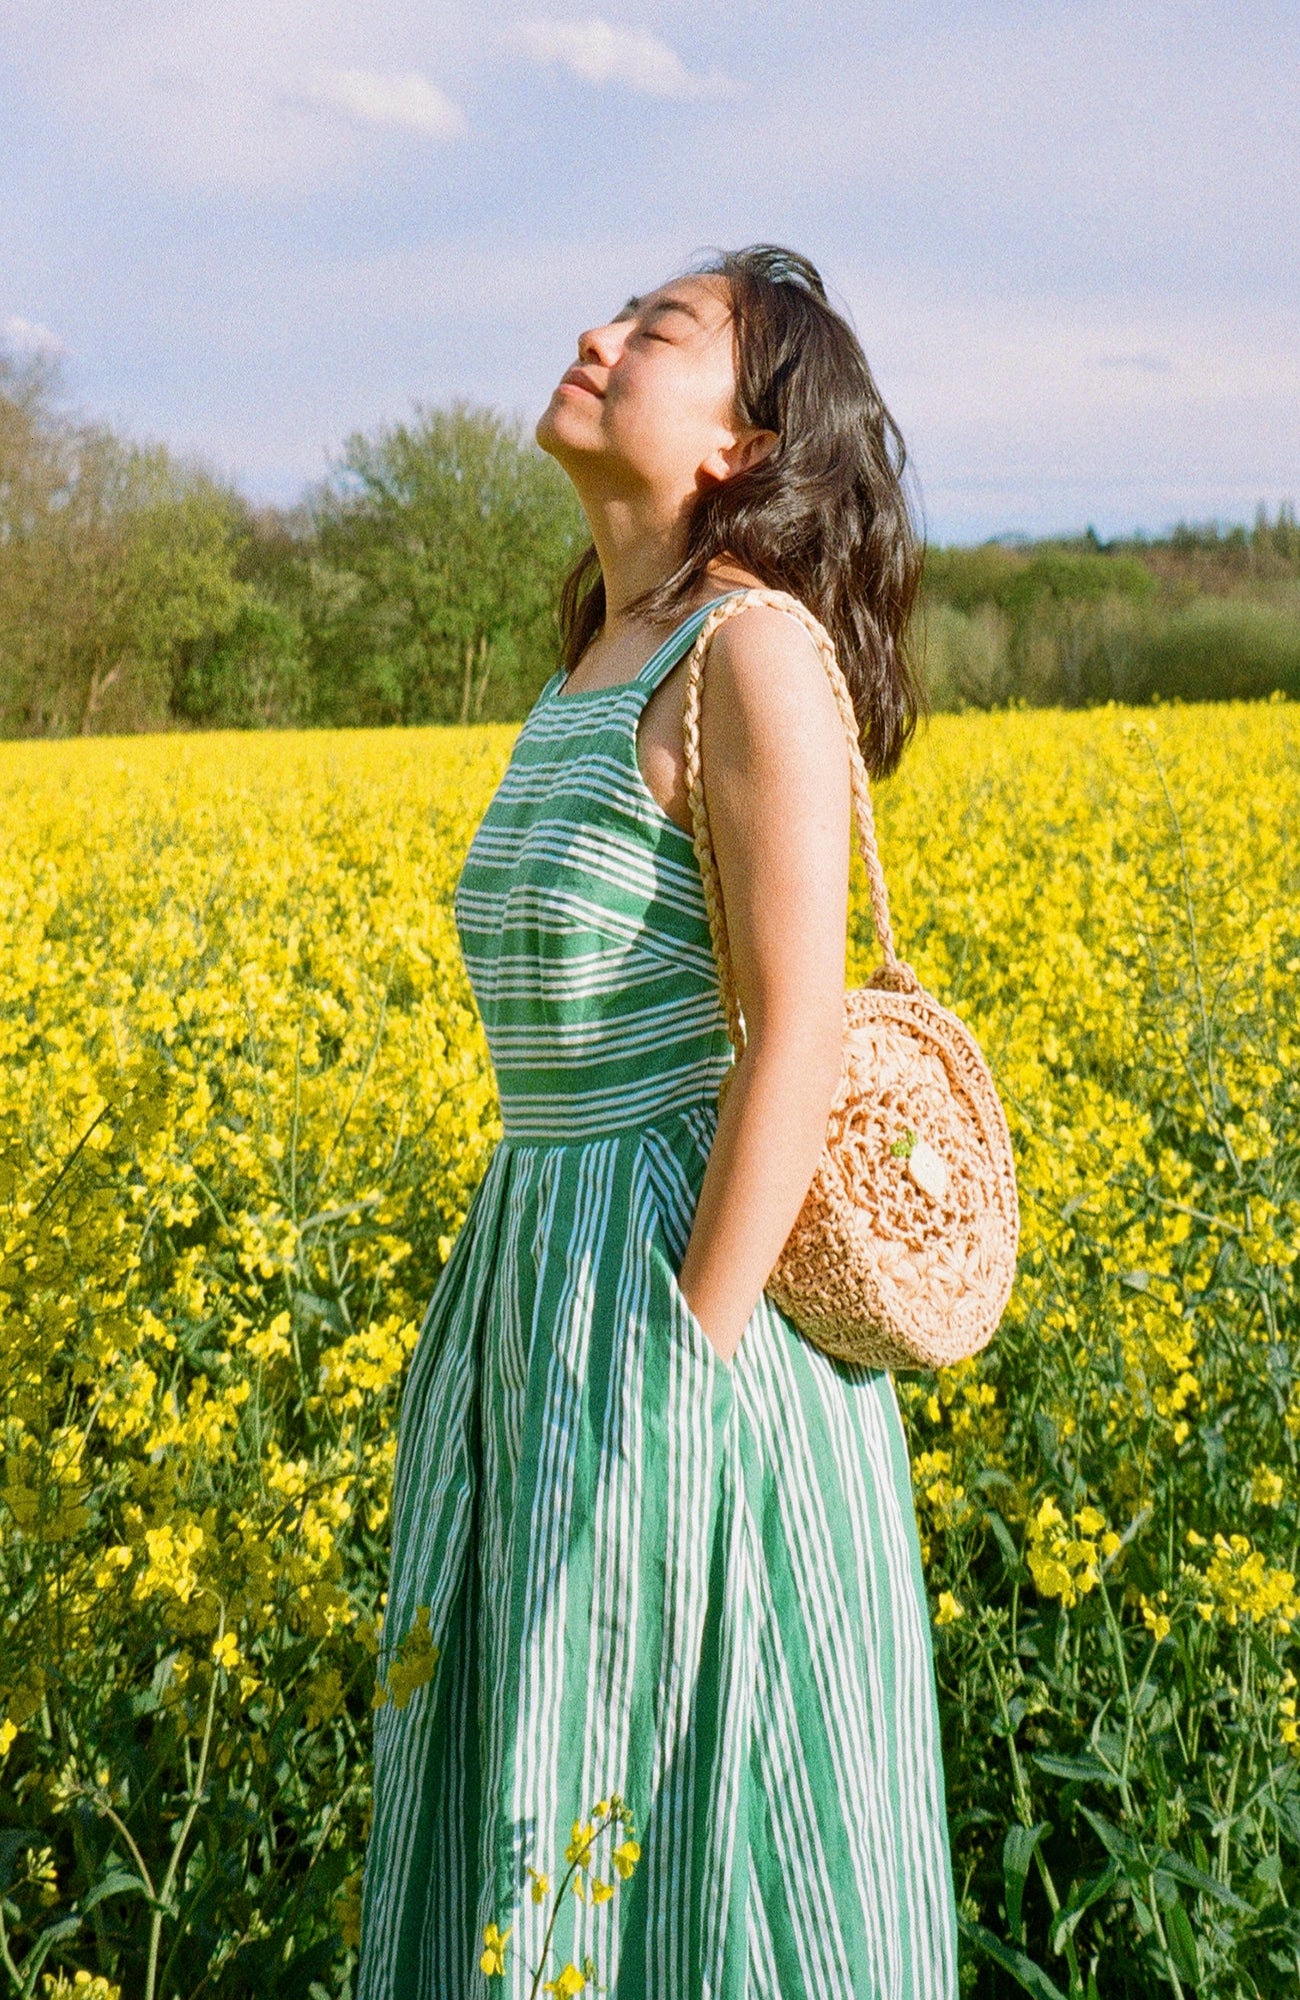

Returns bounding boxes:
[357,244,959,1999]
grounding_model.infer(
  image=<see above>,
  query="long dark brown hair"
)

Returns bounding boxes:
[557,243,926,778]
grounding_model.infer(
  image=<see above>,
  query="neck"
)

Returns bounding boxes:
[579,475,694,629]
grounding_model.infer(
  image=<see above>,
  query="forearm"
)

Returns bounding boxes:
[677,1032,841,1364]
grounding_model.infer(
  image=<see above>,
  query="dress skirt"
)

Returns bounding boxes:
[356,595,959,1998]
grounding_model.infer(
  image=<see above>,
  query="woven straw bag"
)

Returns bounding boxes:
[681,586,1019,1371]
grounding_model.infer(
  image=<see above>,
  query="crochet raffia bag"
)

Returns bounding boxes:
[682,587,1019,1371]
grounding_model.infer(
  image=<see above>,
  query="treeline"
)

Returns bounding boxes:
[0,348,585,737]
[2,341,1298,737]
[923,518,1300,710]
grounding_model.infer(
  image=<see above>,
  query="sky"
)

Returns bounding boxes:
[2,0,1296,542]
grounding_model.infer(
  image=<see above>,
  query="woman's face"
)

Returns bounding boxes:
[536,273,755,501]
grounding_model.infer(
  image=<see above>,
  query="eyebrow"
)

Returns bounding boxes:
[615,292,705,326]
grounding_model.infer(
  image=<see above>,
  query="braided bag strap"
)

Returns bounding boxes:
[681,587,918,1060]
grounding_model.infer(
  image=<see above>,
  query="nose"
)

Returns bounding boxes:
[577,319,622,366]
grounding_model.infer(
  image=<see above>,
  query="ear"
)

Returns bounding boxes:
[698,426,779,488]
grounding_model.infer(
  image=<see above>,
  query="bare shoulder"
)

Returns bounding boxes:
[701,600,846,768]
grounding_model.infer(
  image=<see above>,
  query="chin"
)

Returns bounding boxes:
[536,398,596,464]
[534,397,568,456]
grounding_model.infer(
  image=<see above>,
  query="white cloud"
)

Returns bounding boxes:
[514,17,731,99]
[3,316,66,355]
[301,67,467,139]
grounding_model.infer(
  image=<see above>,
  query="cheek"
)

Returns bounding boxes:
[616,358,733,466]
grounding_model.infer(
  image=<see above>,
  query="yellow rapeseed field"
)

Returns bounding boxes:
[1,704,1297,1999]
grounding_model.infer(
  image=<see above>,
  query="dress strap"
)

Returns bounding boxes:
[631,592,749,702]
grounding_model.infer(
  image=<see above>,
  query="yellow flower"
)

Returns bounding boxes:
[543,1966,585,1996]
[611,1838,641,1879]
[1140,1596,1172,1644]
[1025,1498,1129,1608]
[246,1311,294,1365]
[590,1877,615,1903]
[479,1921,512,1976]
[211,1631,240,1671]
[304,1668,344,1730]
[935,1592,964,1627]
[1189,1532,1300,1632]
[5,697,1300,1996]
[564,1819,595,1867]
[526,1866,550,1903]
[1280,1672,1299,1753]
[41,1975,122,2000]
[374,1605,440,1711]
[1252,1467,1285,1508]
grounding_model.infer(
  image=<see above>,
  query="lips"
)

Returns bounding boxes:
[558,369,603,398]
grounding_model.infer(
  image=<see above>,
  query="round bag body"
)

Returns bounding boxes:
[684,588,1020,1372]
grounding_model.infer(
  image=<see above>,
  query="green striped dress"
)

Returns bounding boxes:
[356,593,959,1999]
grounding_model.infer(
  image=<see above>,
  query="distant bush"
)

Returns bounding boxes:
[921,535,1300,711]
[1129,598,1300,704]
[919,603,1016,710]
[923,543,1156,620]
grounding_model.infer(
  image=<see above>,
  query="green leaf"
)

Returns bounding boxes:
[1033,1753,1121,1788]
[1003,1822,1051,1943]
[79,1868,151,1914]
[0,1830,33,1896]
[986,1507,1029,1582]
[1164,1895,1201,1987]
[958,1914,1068,2000]
[1050,1862,1120,1954]
[1032,1414,1061,1473]
[1155,1848,1252,1916]
[17,1914,81,1985]
[1252,1902,1300,1947]
[1078,1805,1138,1863]
[1268,1792,1300,1847]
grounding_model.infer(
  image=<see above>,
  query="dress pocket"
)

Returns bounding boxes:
[665,1261,733,1373]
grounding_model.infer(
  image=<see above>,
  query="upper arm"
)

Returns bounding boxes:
[699,603,851,1057]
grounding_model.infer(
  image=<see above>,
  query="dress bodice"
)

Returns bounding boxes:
[452,596,743,1143]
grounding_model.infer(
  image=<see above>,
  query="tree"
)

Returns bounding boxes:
[0,345,254,736]
[308,401,584,726]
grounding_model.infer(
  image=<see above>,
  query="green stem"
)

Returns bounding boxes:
[1216,1636,1251,1885]
[145,1604,225,2000]
[85,1798,156,1906]
[0,1896,25,1994]
[1096,1576,1197,1999]
[1145,1880,1186,2000]
[523,1806,621,2000]
[970,1615,1083,1994]
[1095,1578,1136,1820]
